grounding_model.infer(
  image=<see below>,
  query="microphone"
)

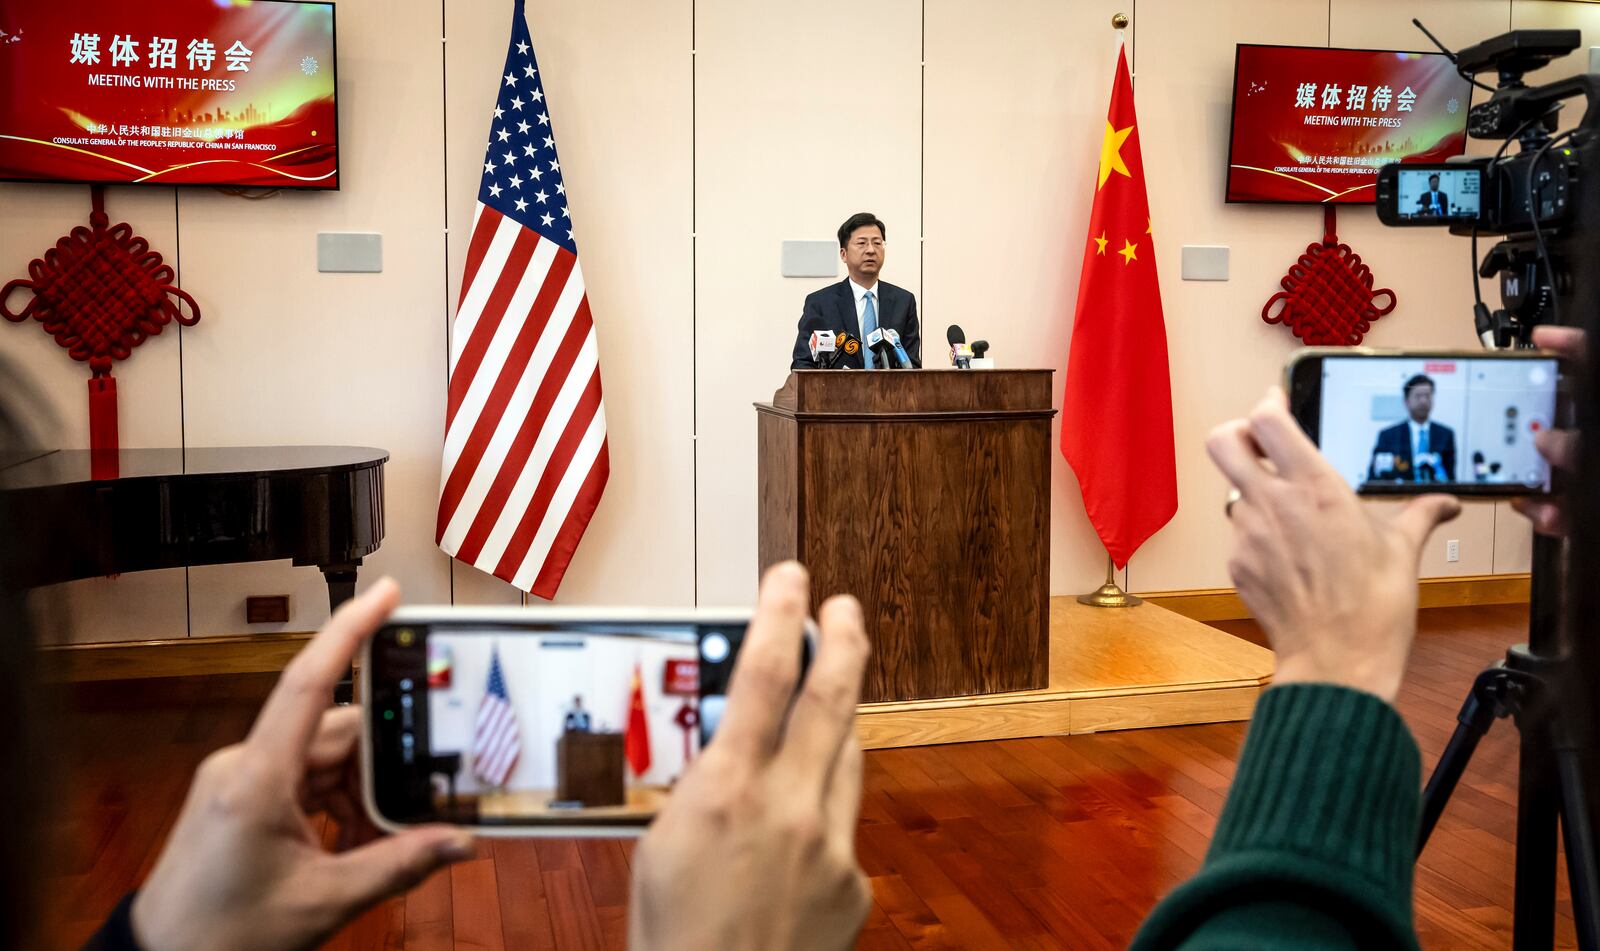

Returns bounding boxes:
[971,340,990,359]
[1472,451,1488,482]
[947,324,971,369]
[882,328,913,369]
[865,328,896,369]
[809,330,837,366]
[834,331,861,368]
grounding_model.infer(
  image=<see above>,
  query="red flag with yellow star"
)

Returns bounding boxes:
[1061,44,1177,570]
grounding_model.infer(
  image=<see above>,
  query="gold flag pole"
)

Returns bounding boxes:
[1078,554,1143,608]
[1077,11,1137,610]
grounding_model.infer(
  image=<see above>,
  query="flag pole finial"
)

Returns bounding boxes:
[1111,13,1129,30]
[1077,554,1144,609]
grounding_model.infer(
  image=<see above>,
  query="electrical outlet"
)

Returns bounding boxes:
[1446,539,1460,563]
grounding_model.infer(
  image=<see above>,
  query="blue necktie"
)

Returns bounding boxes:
[1417,427,1430,483]
[861,291,878,370]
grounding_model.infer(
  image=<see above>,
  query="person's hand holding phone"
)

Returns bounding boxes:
[629,562,872,951]
[1513,325,1585,535]
[131,579,474,951]
[1210,389,1462,703]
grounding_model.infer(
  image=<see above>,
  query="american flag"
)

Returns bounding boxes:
[436,0,608,598]
[473,646,522,788]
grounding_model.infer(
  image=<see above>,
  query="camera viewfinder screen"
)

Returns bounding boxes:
[1394,167,1481,222]
[1318,357,1557,492]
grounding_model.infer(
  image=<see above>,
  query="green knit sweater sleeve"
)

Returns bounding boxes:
[1127,683,1422,951]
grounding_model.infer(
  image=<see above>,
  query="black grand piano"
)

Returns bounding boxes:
[0,446,387,612]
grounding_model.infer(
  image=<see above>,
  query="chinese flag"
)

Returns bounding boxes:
[1060,44,1178,570]
[624,664,652,776]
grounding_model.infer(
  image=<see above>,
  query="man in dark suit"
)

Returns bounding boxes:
[563,694,592,733]
[790,212,921,369]
[1368,373,1456,483]
[1417,174,1450,217]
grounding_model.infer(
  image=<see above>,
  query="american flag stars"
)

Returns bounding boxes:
[480,35,574,251]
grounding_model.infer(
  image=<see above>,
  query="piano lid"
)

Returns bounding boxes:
[0,446,389,490]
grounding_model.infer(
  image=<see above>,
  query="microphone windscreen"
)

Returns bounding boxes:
[947,325,966,346]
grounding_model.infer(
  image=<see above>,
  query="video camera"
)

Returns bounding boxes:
[1374,27,1600,347]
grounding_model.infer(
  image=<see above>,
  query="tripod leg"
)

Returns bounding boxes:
[1556,743,1600,950]
[1515,735,1561,951]
[1419,670,1505,852]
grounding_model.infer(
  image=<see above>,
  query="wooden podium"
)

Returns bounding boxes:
[555,732,625,806]
[756,369,1056,703]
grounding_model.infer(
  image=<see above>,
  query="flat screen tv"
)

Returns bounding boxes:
[1226,44,1471,204]
[0,0,338,189]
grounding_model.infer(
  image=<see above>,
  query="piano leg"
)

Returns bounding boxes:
[322,563,360,704]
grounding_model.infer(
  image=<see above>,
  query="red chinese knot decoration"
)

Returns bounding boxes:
[2,186,200,455]
[1261,206,1395,346]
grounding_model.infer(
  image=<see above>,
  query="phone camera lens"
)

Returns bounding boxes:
[701,632,731,663]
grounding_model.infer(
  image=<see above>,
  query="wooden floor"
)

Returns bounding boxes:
[38,603,1567,950]
[858,599,1273,749]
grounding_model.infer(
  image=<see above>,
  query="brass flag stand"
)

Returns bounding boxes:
[1078,554,1143,608]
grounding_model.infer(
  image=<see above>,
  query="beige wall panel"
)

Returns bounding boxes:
[694,0,923,605]
[1390,497,1497,575]
[1494,500,1535,573]
[1332,0,1510,52]
[1,185,190,641]
[1122,0,1330,594]
[923,0,1126,597]
[444,0,696,607]
[27,573,193,644]
[177,0,452,635]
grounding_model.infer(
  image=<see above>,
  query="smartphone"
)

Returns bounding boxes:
[1285,348,1570,497]
[360,606,808,837]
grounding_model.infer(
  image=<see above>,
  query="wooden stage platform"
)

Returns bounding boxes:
[856,597,1274,749]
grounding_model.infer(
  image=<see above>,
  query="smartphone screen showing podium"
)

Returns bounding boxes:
[367,615,738,831]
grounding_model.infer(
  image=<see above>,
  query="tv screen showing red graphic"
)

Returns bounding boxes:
[1227,45,1471,204]
[0,0,338,189]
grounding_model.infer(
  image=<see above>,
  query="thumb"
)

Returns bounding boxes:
[320,826,474,912]
[1393,494,1462,560]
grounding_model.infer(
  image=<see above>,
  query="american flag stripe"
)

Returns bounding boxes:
[513,412,607,592]
[477,351,601,572]
[473,647,522,788]
[475,709,518,784]
[451,308,596,563]
[489,366,603,573]
[437,246,574,531]
[456,205,501,314]
[438,253,583,548]
[450,213,527,373]
[530,442,610,594]
[437,0,607,598]
[447,233,543,415]
[444,236,559,442]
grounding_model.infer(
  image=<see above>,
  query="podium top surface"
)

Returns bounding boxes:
[757,368,1055,419]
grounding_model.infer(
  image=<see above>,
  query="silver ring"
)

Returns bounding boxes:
[1225,488,1242,518]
